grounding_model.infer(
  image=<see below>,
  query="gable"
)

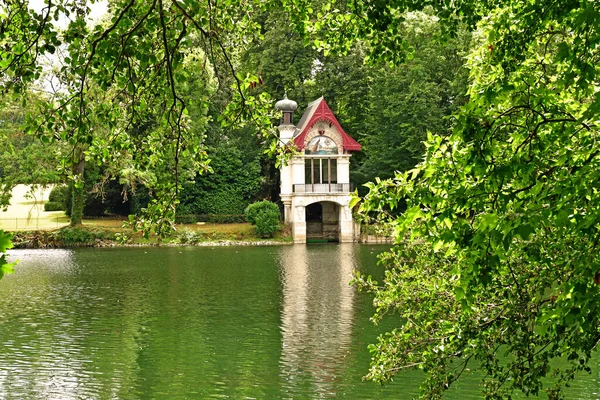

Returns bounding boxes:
[293,97,361,152]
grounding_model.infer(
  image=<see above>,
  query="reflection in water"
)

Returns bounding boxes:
[1,247,598,399]
[279,244,355,397]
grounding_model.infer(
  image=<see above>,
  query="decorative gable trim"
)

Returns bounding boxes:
[304,124,343,154]
[293,98,362,152]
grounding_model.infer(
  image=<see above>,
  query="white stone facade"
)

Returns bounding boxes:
[277,97,361,243]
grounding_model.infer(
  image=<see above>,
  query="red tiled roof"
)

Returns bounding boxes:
[293,97,361,152]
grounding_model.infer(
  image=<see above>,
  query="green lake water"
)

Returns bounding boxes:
[0,244,598,399]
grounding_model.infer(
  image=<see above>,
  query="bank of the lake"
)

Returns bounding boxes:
[9,224,293,249]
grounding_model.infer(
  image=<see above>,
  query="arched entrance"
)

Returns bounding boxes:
[305,201,340,242]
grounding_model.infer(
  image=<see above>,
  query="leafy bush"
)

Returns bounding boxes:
[48,185,69,203]
[175,228,202,244]
[44,201,64,211]
[206,214,246,224]
[11,227,115,248]
[175,214,197,224]
[245,201,281,238]
[45,185,69,211]
[54,226,98,245]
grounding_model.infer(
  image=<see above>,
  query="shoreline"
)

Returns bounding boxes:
[6,227,391,249]
[88,239,292,248]
[10,239,292,249]
[7,226,294,249]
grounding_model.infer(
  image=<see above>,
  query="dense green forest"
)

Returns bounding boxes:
[0,9,469,222]
[1,0,599,399]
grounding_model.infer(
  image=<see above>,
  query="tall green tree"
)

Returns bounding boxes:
[176,44,265,219]
[241,9,318,103]
[178,138,263,218]
[0,92,62,208]
[1,0,275,236]
[0,0,279,275]
[354,13,470,187]
[285,0,600,397]
[240,8,469,196]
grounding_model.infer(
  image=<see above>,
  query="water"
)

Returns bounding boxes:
[0,245,598,399]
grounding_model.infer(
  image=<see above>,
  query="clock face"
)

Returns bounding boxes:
[305,135,338,155]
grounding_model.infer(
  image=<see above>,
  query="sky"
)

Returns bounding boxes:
[28,0,108,28]
[25,1,109,94]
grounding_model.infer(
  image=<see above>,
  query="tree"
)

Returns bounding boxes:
[0,92,63,208]
[0,0,279,275]
[2,0,276,235]
[353,13,470,188]
[178,138,263,218]
[241,9,318,104]
[177,46,264,219]
[239,8,470,198]
[285,0,600,398]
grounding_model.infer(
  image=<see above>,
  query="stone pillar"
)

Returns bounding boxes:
[280,163,293,198]
[279,125,296,197]
[279,125,296,227]
[337,156,350,185]
[281,195,292,223]
[339,205,355,243]
[292,205,306,244]
[291,156,305,186]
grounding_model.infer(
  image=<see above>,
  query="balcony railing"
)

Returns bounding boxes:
[293,183,353,193]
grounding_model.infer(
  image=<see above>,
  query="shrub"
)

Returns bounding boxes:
[206,214,246,224]
[175,214,197,224]
[45,185,69,211]
[44,201,64,211]
[245,201,281,238]
[175,228,202,244]
[48,185,69,203]
[54,226,97,245]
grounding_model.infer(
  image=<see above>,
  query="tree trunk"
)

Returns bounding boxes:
[70,154,85,226]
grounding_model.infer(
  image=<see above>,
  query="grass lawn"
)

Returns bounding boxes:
[178,222,255,235]
[0,185,70,231]
[3,185,291,244]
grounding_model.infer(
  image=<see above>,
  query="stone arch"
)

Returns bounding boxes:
[304,197,347,207]
[305,200,341,242]
[304,121,343,154]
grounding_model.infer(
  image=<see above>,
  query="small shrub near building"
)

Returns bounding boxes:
[44,185,69,211]
[245,201,281,238]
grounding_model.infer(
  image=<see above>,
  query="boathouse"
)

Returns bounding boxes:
[276,95,361,243]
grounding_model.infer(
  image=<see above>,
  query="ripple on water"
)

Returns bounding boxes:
[0,246,598,399]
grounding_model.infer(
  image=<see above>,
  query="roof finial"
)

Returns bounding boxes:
[275,91,298,112]
[284,89,288,99]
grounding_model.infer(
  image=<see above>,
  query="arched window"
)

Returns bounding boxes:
[305,135,338,155]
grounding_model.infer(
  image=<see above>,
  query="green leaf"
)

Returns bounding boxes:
[0,230,13,252]
[516,224,534,241]
[403,206,422,225]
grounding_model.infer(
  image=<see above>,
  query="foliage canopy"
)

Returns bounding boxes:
[2,1,600,398]
[295,0,600,397]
